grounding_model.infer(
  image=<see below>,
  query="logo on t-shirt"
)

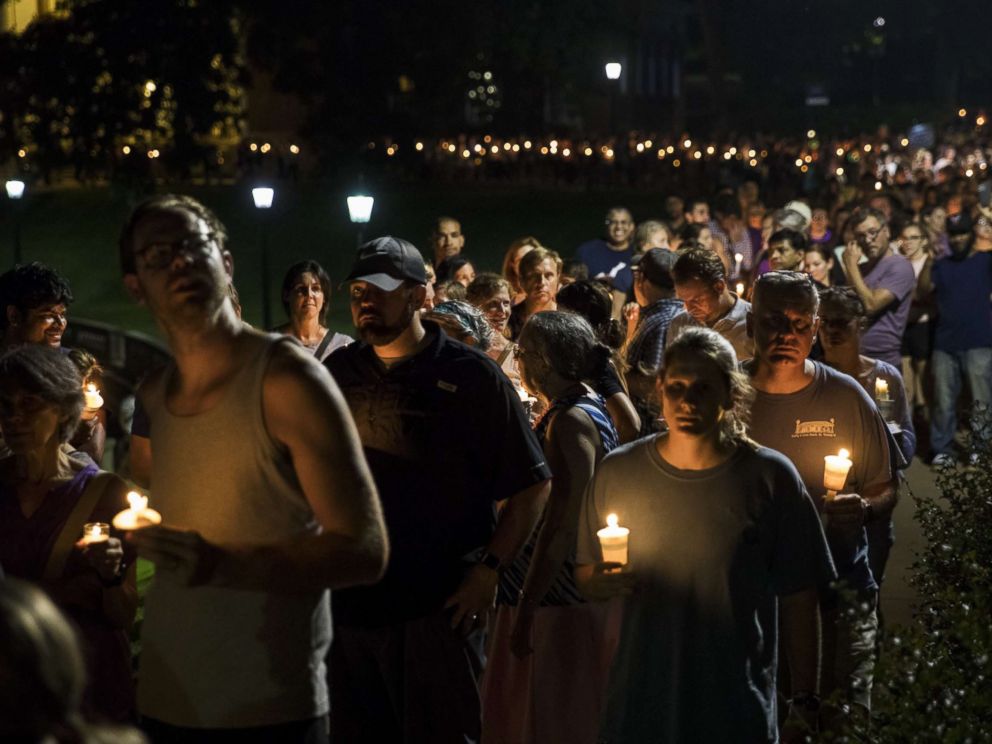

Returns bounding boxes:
[793,418,836,438]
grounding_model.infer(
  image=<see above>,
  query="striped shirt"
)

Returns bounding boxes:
[497,392,619,607]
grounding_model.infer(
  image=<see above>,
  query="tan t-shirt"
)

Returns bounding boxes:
[137,335,331,727]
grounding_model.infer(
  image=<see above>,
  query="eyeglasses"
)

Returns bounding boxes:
[854,225,884,243]
[136,233,217,270]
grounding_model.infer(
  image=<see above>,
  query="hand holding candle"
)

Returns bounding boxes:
[597,513,630,568]
[112,491,162,530]
[84,383,104,410]
[823,448,853,500]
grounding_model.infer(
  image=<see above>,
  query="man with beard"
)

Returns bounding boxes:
[841,206,916,368]
[744,271,896,730]
[575,207,637,298]
[917,209,992,466]
[324,237,551,743]
[118,194,388,742]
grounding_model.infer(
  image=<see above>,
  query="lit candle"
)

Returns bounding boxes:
[112,491,162,530]
[823,448,853,499]
[874,377,890,400]
[81,522,110,544]
[84,383,104,410]
[735,281,745,296]
[597,513,630,567]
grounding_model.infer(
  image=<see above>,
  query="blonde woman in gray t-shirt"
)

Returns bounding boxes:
[576,327,834,743]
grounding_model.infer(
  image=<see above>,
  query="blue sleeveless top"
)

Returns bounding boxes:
[497,391,620,606]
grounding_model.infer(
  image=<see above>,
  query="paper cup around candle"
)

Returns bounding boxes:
[84,383,104,410]
[874,378,890,400]
[823,448,853,498]
[597,513,630,568]
[112,491,163,530]
[81,522,111,544]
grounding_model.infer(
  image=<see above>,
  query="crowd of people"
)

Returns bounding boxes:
[0,157,989,743]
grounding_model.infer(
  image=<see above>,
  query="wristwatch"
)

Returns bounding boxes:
[478,551,503,574]
[861,497,876,524]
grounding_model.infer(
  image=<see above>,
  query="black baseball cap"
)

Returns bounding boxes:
[631,248,675,290]
[345,237,428,291]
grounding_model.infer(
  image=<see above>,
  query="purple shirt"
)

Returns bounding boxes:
[860,252,916,368]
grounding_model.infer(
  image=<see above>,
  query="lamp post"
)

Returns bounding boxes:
[347,193,374,247]
[5,180,25,265]
[252,187,275,329]
[604,62,622,136]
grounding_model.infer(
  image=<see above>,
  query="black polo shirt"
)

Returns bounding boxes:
[325,323,550,627]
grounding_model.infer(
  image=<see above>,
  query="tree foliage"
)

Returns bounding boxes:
[0,0,247,181]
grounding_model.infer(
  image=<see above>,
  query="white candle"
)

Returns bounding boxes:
[84,383,104,410]
[597,513,630,567]
[823,448,853,499]
[81,522,110,544]
[874,378,890,400]
[112,490,162,530]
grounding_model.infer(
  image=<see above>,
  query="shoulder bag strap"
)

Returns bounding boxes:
[313,329,336,360]
[42,472,113,582]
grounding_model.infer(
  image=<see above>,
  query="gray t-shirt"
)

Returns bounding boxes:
[745,361,892,592]
[577,438,834,743]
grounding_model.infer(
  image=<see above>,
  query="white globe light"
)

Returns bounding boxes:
[5,180,25,200]
[252,187,274,209]
[347,195,374,224]
[604,62,622,81]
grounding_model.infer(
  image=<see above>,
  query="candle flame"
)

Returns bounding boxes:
[606,513,618,528]
[85,383,97,393]
[838,449,850,459]
[126,491,147,511]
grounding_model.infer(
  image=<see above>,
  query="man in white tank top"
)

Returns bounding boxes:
[118,194,388,743]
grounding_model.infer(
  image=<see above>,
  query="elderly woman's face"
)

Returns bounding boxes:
[479,288,512,333]
[0,388,65,454]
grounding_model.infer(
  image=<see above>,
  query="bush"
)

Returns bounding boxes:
[867,410,992,742]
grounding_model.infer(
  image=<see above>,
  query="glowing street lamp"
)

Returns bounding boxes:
[5,180,25,200]
[5,180,26,264]
[252,187,275,328]
[347,193,374,246]
[604,62,623,136]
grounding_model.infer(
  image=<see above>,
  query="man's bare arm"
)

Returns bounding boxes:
[130,345,389,594]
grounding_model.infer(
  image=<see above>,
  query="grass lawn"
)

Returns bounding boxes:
[4,182,670,337]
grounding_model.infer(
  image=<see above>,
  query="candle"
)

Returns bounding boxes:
[112,491,162,530]
[84,383,104,410]
[874,378,890,400]
[81,522,110,544]
[823,448,853,499]
[735,282,745,296]
[597,513,629,568]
